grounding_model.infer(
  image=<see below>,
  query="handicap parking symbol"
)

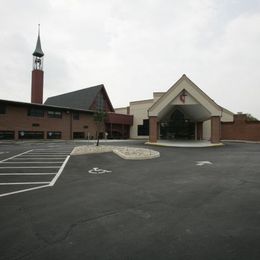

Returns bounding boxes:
[88,167,112,175]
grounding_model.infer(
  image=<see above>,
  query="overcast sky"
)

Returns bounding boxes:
[0,0,260,118]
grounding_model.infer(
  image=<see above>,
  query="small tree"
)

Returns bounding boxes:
[93,110,107,146]
[246,113,258,121]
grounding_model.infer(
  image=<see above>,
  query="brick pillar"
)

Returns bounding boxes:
[197,122,203,140]
[149,116,158,143]
[211,116,221,143]
[31,70,44,104]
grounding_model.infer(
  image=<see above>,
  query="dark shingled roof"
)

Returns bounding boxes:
[44,85,105,110]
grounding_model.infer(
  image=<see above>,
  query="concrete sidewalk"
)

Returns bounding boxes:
[146,140,223,147]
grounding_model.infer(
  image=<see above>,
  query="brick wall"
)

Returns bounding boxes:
[149,116,158,142]
[221,114,260,141]
[0,103,100,140]
[211,116,221,143]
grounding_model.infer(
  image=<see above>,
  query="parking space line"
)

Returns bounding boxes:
[13,158,66,160]
[0,146,74,198]
[0,173,56,175]
[0,150,33,163]
[0,162,63,164]
[19,156,67,158]
[0,182,50,185]
[50,156,70,186]
[0,184,50,198]
[0,166,60,168]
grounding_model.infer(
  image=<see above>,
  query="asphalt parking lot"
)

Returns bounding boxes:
[0,140,260,260]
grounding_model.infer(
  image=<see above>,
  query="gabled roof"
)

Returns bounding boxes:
[44,84,114,111]
[0,99,94,113]
[148,74,225,119]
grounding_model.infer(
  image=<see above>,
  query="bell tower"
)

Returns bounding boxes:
[31,24,44,104]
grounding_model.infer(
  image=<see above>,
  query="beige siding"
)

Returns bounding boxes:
[203,119,211,140]
[114,107,128,115]
[129,101,154,139]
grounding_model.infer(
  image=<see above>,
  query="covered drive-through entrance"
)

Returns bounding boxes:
[148,75,223,144]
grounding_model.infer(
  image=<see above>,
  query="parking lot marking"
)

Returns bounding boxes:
[0,182,50,185]
[50,156,70,186]
[196,161,212,166]
[0,173,56,176]
[13,158,66,160]
[0,150,33,163]
[0,166,60,168]
[0,184,50,198]
[1,162,63,164]
[0,146,74,198]
[89,167,112,175]
[19,156,67,158]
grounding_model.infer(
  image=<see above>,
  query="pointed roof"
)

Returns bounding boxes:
[148,74,224,119]
[44,84,114,112]
[33,25,44,57]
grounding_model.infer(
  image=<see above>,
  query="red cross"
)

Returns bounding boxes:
[180,90,187,103]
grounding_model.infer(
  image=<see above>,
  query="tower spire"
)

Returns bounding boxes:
[32,24,44,57]
[31,25,44,104]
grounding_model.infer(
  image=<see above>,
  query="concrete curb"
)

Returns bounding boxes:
[71,145,160,160]
[113,148,160,160]
[145,141,224,148]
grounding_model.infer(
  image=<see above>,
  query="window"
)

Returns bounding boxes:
[28,108,44,117]
[0,104,6,114]
[73,112,79,120]
[18,131,44,139]
[73,132,85,139]
[137,119,149,136]
[0,131,14,140]
[47,110,62,118]
[47,131,62,139]
[96,93,105,111]
[32,123,40,127]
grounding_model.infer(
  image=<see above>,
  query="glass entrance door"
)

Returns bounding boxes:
[160,110,195,140]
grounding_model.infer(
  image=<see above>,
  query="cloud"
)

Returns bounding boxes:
[0,0,260,118]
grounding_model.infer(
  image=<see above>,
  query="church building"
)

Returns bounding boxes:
[115,75,234,143]
[1,28,260,143]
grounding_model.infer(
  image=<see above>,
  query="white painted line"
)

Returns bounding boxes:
[13,158,66,160]
[0,166,60,168]
[0,173,56,175]
[35,149,74,150]
[0,153,71,198]
[20,154,67,159]
[50,156,70,186]
[89,167,112,174]
[0,150,33,163]
[0,162,63,164]
[0,184,50,198]
[28,150,68,154]
[0,182,50,185]
[196,161,212,166]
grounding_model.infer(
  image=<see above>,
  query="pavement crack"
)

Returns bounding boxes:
[35,209,122,245]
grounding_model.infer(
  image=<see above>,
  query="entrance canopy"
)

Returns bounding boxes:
[148,74,223,120]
